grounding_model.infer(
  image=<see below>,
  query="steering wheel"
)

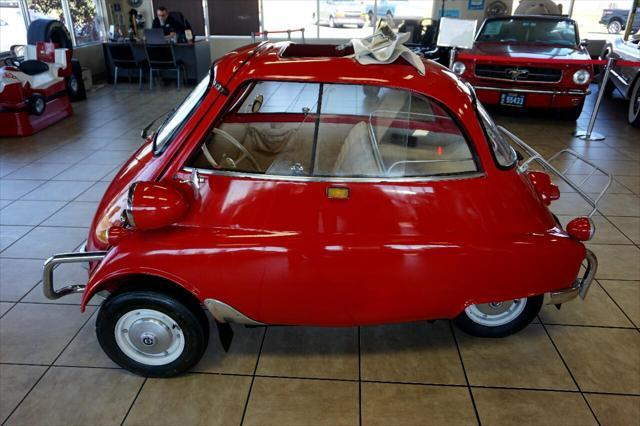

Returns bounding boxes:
[3,57,21,67]
[201,127,262,172]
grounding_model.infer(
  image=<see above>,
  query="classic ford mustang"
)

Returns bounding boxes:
[452,15,594,120]
[43,41,609,377]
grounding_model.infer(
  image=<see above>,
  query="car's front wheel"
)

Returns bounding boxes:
[628,77,640,127]
[96,290,208,377]
[607,20,622,33]
[454,295,543,338]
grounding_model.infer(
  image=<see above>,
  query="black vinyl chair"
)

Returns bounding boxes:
[144,43,186,90]
[107,43,147,90]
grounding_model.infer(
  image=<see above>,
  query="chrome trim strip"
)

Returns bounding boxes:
[475,85,589,96]
[182,167,486,184]
[203,299,264,325]
[43,251,108,300]
[474,68,563,85]
[545,249,597,304]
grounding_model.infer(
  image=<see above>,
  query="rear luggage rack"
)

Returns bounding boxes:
[498,126,612,217]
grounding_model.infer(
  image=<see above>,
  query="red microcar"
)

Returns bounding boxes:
[43,41,609,377]
[452,15,594,120]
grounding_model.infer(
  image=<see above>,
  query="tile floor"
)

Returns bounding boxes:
[0,82,639,426]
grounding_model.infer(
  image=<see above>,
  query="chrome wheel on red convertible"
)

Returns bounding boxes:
[455,295,543,337]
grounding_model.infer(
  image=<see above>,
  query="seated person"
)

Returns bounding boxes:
[152,6,189,36]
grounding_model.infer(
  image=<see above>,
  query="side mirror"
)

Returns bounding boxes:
[580,39,589,47]
[125,182,189,230]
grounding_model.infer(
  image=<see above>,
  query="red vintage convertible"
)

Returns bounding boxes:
[43,41,609,377]
[452,15,594,120]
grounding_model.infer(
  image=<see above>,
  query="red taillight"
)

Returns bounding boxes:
[566,217,594,241]
[107,225,133,246]
[528,171,560,206]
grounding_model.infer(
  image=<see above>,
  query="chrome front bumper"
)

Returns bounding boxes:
[43,251,108,300]
[545,249,597,305]
[475,85,590,96]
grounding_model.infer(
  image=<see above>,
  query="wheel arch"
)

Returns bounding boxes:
[81,271,203,312]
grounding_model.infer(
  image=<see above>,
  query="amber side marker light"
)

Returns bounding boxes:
[566,217,594,241]
[326,187,350,200]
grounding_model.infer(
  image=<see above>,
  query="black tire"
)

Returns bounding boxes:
[607,19,622,34]
[66,59,86,102]
[454,295,543,338]
[628,77,640,128]
[557,100,585,121]
[26,94,46,115]
[96,290,209,377]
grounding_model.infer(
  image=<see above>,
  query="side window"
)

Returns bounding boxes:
[315,84,478,177]
[188,81,478,179]
[188,81,320,176]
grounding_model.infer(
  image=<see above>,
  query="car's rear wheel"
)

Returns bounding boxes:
[455,295,543,337]
[26,94,46,115]
[628,78,640,127]
[607,20,622,34]
[96,290,208,377]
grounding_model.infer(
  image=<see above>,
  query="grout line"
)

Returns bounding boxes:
[539,321,601,426]
[1,308,97,426]
[448,321,482,426]
[120,378,147,426]
[239,326,267,426]
[595,279,639,330]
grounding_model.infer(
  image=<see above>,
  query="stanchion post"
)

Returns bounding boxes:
[301,28,305,44]
[449,46,457,69]
[573,57,615,141]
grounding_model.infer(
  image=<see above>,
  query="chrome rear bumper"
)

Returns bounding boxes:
[43,251,107,300]
[545,249,597,305]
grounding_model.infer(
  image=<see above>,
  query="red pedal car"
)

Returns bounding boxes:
[452,15,594,120]
[43,41,609,377]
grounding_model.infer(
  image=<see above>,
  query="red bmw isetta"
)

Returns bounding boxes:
[44,41,609,377]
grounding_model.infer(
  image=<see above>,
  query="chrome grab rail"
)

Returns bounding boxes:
[498,126,612,218]
[43,251,108,299]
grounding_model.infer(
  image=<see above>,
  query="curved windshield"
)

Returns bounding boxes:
[154,74,211,154]
[477,103,516,169]
[477,18,578,47]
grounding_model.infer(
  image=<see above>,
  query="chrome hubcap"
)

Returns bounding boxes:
[115,309,184,366]
[465,298,527,327]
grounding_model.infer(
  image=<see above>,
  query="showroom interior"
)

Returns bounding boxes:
[1,0,639,424]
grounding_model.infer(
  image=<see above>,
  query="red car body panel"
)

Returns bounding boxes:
[80,41,587,326]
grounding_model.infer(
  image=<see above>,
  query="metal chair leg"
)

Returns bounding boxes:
[114,66,118,89]
[138,68,143,90]
[149,68,153,90]
[177,68,181,90]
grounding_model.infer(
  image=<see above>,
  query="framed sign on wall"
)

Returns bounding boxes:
[468,0,485,10]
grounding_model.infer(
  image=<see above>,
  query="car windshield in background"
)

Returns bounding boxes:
[477,18,578,47]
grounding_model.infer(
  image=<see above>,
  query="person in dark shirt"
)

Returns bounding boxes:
[152,6,186,36]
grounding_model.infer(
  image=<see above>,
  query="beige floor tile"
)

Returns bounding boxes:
[0,225,32,251]
[457,324,576,390]
[55,311,117,368]
[0,200,66,226]
[597,193,640,217]
[0,364,46,423]
[6,366,143,426]
[547,326,640,394]
[124,374,251,426]
[472,388,597,426]
[616,175,640,194]
[0,226,87,259]
[0,303,95,364]
[608,216,640,244]
[0,258,43,302]
[361,321,466,385]
[0,301,14,316]
[587,244,640,281]
[361,382,477,426]
[257,326,358,380]
[585,393,640,426]
[539,283,633,327]
[193,320,264,375]
[243,377,358,426]
[599,280,640,327]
